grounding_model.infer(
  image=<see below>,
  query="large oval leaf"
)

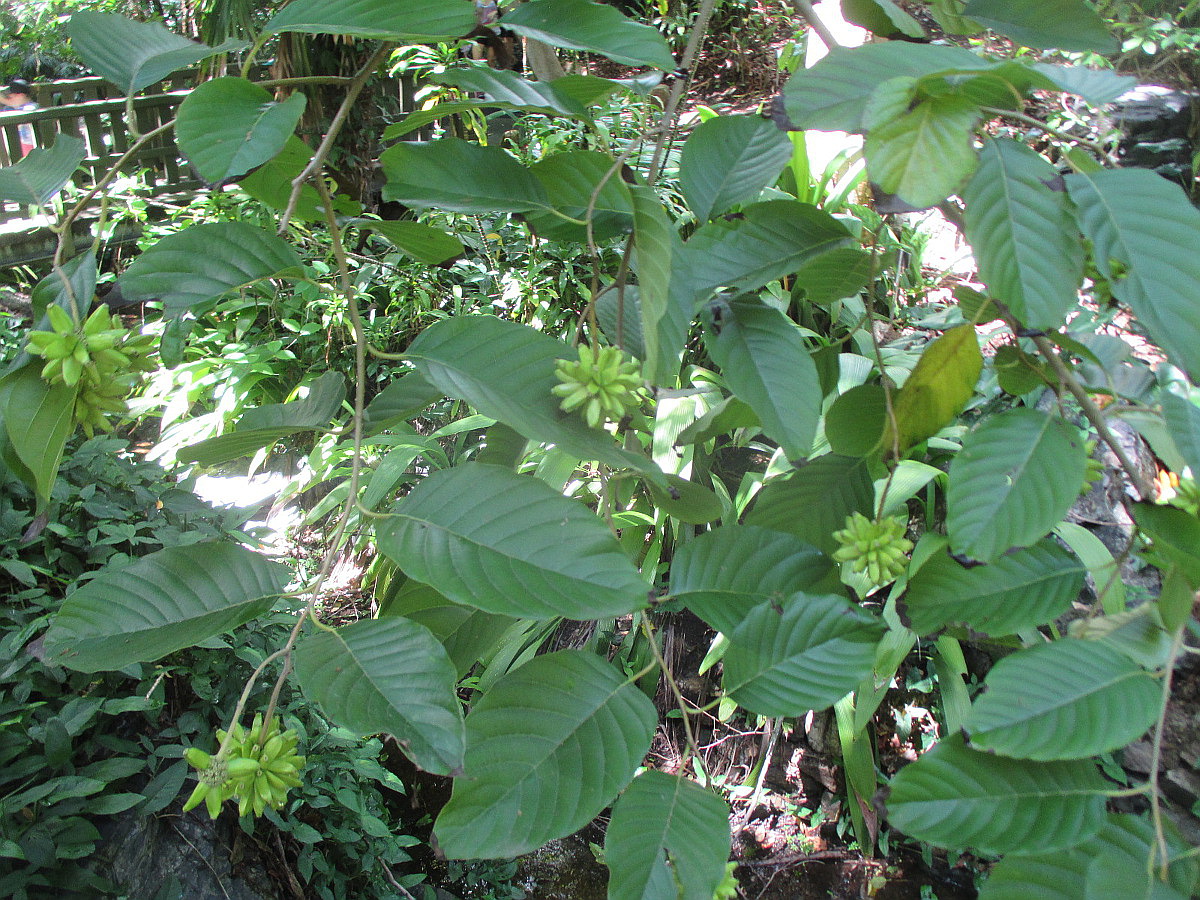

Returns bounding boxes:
[680,115,793,222]
[946,408,1086,563]
[402,316,650,472]
[0,365,75,507]
[886,733,1107,855]
[865,92,981,210]
[724,593,884,716]
[780,43,993,133]
[900,539,1084,637]
[1067,169,1200,380]
[43,543,288,672]
[965,639,1160,761]
[294,617,465,775]
[525,150,634,243]
[67,11,245,95]
[746,455,875,555]
[680,200,854,307]
[630,185,689,386]
[963,0,1117,53]
[669,525,830,634]
[434,650,656,858]
[116,223,305,313]
[376,463,647,619]
[964,138,1085,331]
[265,0,475,41]
[982,814,1199,900]
[176,78,306,184]
[887,324,982,453]
[381,138,548,214]
[502,0,674,70]
[704,298,822,462]
[606,771,731,900]
[0,134,85,205]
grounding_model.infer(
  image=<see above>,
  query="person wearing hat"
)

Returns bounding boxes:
[1,79,38,157]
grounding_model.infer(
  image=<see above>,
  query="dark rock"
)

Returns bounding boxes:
[1163,767,1200,808]
[1122,740,1155,775]
[90,809,277,900]
[515,834,608,900]
[1111,86,1193,143]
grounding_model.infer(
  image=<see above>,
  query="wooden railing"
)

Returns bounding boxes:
[0,72,422,254]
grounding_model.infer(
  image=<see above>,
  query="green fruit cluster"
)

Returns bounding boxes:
[182,714,305,819]
[832,512,913,588]
[25,303,156,437]
[552,345,646,428]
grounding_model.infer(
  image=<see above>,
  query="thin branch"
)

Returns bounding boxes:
[979,105,1111,156]
[788,0,843,51]
[278,42,395,234]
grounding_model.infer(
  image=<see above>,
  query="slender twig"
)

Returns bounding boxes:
[1148,624,1189,879]
[979,105,1111,156]
[639,611,706,779]
[787,0,843,51]
[648,0,717,181]
[278,42,395,234]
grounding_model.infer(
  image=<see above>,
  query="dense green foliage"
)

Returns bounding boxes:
[3,1,1200,898]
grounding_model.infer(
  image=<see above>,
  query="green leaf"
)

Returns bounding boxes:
[380,138,549,214]
[746,455,875,555]
[965,639,1159,761]
[176,78,306,183]
[963,0,1117,53]
[946,408,1086,563]
[780,43,994,133]
[645,474,724,525]
[237,135,361,222]
[0,134,85,205]
[431,65,590,118]
[901,540,1084,637]
[826,384,888,457]
[843,0,926,37]
[680,115,794,222]
[669,525,830,634]
[792,247,875,305]
[1029,64,1136,106]
[403,316,650,472]
[43,543,288,672]
[703,298,822,461]
[376,463,648,619]
[886,733,1107,855]
[378,579,516,679]
[502,0,675,70]
[993,345,1048,396]
[294,618,465,775]
[525,150,634,244]
[435,650,656,858]
[116,222,305,313]
[1055,521,1126,615]
[31,252,98,322]
[606,771,731,900]
[0,364,76,507]
[963,138,1084,330]
[596,285,646,361]
[1067,169,1200,380]
[982,814,1199,900]
[630,185,688,385]
[66,12,244,95]
[177,372,345,466]
[724,592,884,716]
[363,371,444,434]
[682,200,855,306]
[888,325,982,453]
[865,93,981,209]
[1133,502,1200,588]
[350,219,463,266]
[264,0,476,41]
[1162,393,1200,479]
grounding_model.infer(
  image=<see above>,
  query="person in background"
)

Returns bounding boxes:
[1,79,38,157]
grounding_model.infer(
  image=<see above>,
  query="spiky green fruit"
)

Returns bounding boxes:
[552,345,646,429]
[831,512,913,588]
